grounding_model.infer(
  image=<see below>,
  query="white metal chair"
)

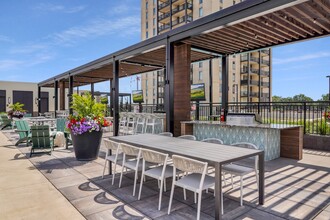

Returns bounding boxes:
[158,132,173,137]
[118,113,128,135]
[144,114,162,134]
[118,143,142,196]
[102,139,123,185]
[168,155,215,220]
[177,135,196,140]
[125,113,137,135]
[138,149,173,210]
[201,138,224,144]
[135,114,146,134]
[222,142,259,207]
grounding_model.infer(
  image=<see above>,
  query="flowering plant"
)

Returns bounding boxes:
[8,102,26,119]
[66,92,111,135]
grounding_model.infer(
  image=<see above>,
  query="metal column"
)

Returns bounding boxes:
[37,86,41,115]
[54,80,58,117]
[113,58,119,136]
[109,79,113,117]
[221,56,228,111]
[165,40,174,133]
[68,75,73,115]
[209,59,213,116]
[91,83,94,100]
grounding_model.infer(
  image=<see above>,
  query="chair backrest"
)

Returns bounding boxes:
[201,138,223,144]
[56,118,66,132]
[172,155,207,174]
[1,115,11,123]
[178,135,196,140]
[31,125,51,149]
[119,143,140,157]
[158,132,173,137]
[103,139,121,152]
[24,113,32,118]
[141,148,168,164]
[15,120,30,139]
[231,142,258,167]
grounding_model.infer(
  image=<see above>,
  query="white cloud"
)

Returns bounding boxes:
[34,3,86,13]
[0,35,14,43]
[52,16,140,44]
[0,59,23,71]
[10,43,48,54]
[110,4,140,15]
[273,52,330,65]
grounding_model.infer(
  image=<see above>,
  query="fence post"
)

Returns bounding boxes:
[303,102,307,134]
[196,101,200,121]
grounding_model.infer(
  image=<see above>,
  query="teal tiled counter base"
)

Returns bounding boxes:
[193,123,280,161]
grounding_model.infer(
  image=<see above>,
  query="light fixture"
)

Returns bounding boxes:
[246,42,249,47]
[7,97,11,104]
[313,18,317,24]
[254,34,258,39]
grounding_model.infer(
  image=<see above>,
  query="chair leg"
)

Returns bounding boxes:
[168,179,175,215]
[183,188,187,200]
[133,169,138,196]
[194,192,197,204]
[102,159,107,179]
[231,174,234,188]
[255,169,259,189]
[158,179,164,210]
[221,187,224,215]
[119,164,125,188]
[164,178,167,192]
[111,163,117,185]
[138,173,144,200]
[197,191,202,220]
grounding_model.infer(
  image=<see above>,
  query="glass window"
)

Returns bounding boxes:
[146,22,148,29]
[153,78,156,86]
[219,84,222,92]
[233,72,236,82]
[153,28,156,36]
[219,0,223,3]
[146,31,149,39]
[153,8,156,15]
[198,71,203,80]
[199,7,203,17]
[232,61,236,70]
[146,79,148,87]
[146,2,148,9]
[199,62,203,68]
[153,89,156,96]
[153,18,156,26]
[232,85,236,94]
[146,90,148,97]
[199,0,203,4]
[146,12,148,19]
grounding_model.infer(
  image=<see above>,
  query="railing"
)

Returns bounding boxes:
[158,1,170,10]
[191,101,330,135]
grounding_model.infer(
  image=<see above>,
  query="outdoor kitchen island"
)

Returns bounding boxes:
[181,121,303,161]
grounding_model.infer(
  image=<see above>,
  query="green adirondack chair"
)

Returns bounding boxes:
[30,125,53,157]
[56,118,72,149]
[0,115,12,130]
[15,120,31,146]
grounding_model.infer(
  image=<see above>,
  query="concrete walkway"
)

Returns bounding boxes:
[0,132,85,220]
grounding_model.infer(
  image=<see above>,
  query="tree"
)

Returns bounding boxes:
[272,95,282,102]
[318,94,329,101]
[292,94,313,102]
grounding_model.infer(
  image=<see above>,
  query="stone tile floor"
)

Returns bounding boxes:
[2,129,330,220]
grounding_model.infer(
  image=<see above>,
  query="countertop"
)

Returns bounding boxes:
[180,120,302,130]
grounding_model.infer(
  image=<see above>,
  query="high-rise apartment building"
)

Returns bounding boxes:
[141,0,271,105]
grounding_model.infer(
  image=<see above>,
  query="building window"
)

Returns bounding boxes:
[153,18,156,26]
[233,72,236,82]
[153,0,156,5]
[232,85,236,94]
[153,78,156,86]
[199,62,203,68]
[232,61,236,70]
[146,31,149,39]
[146,2,148,9]
[146,12,148,19]
[146,90,148,97]
[219,84,222,92]
[198,71,203,80]
[153,28,156,36]
[146,79,148,88]
[219,6,223,10]
[233,0,236,5]
[219,0,223,3]
[153,8,156,15]
[153,89,156,96]
[153,99,155,104]
[199,7,203,17]
[146,22,148,29]
[199,0,203,4]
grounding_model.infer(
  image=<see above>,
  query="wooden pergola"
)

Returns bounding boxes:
[38,0,329,139]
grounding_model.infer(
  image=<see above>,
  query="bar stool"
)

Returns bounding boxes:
[135,114,146,134]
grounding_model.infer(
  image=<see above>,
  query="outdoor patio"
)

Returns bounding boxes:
[1,129,329,220]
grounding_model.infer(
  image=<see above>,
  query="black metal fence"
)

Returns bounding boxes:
[115,101,330,135]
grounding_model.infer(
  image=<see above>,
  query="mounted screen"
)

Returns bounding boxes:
[132,90,144,103]
[191,83,206,101]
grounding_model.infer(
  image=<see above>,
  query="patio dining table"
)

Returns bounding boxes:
[109,133,264,220]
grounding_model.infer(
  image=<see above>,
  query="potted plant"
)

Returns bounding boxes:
[7,102,26,119]
[67,92,110,161]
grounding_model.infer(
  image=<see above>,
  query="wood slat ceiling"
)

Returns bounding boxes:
[183,0,330,55]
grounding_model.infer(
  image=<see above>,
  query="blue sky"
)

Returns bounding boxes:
[0,1,329,100]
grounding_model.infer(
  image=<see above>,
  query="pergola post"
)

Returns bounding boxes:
[69,75,73,115]
[37,86,41,116]
[54,80,58,117]
[221,56,228,112]
[91,83,94,100]
[60,81,66,110]
[113,58,119,136]
[209,59,213,116]
[109,79,113,117]
[165,41,174,134]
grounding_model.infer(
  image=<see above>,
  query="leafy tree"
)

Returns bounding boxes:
[272,95,282,102]
[318,94,329,101]
[292,94,313,102]
[71,92,105,118]
[100,96,108,105]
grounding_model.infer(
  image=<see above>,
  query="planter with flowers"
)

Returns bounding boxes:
[7,102,26,119]
[67,92,110,161]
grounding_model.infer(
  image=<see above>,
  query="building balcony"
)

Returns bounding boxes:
[240,91,259,97]
[158,1,170,11]
[159,23,171,32]
[261,81,270,87]
[240,79,260,86]
[241,55,259,63]
[240,67,259,75]
[260,69,270,77]
[158,11,171,21]
[261,49,270,55]
[262,93,270,98]
[172,3,193,15]
[172,15,192,27]
[261,59,270,66]
[158,92,165,98]
[158,81,165,87]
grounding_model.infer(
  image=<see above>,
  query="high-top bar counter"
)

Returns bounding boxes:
[181,121,303,161]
